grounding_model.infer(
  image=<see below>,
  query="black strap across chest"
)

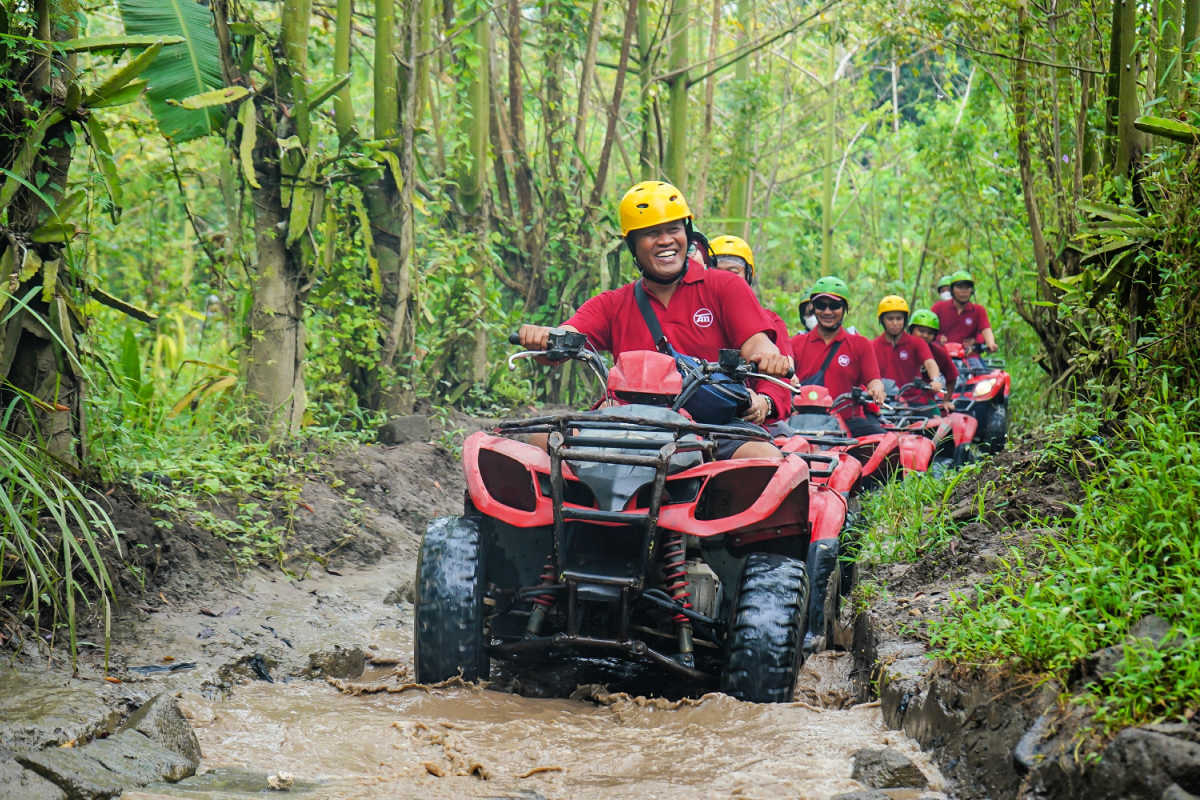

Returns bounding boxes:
[799,338,843,386]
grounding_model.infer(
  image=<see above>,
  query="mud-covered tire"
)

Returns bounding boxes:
[983,401,1008,452]
[822,561,842,648]
[414,516,490,683]
[721,552,809,703]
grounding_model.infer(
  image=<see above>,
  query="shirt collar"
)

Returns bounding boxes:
[681,257,707,284]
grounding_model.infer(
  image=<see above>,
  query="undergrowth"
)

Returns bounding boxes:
[87,387,379,569]
[858,463,983,564]
[928,393,1200,730]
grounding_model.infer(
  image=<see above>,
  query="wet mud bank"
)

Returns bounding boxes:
[854,603,1200,800]
[850,447,1200,800]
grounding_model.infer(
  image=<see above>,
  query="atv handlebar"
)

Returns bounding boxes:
[831,386,894,413]
[507,328,609,384]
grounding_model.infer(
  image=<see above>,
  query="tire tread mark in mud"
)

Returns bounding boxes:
[414,516,490,682]
[721,552,809,703]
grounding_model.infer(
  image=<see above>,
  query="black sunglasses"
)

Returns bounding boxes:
[812,299,844,311]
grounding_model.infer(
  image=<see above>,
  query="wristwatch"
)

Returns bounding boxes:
[762,393,776,419]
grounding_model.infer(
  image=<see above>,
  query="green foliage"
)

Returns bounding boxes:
[116,0,226,142]
[929,398,1200,729]
[0,431,119,665]
[859,464,984,564]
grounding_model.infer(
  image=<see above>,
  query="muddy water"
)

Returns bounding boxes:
[124,653,945,800]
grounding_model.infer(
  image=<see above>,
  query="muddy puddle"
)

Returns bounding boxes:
[123,653,945,800]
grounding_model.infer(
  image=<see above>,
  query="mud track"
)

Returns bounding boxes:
[1,420,1194,798]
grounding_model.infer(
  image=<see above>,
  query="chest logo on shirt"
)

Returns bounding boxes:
[837,354,851,367]
[899,350,910,360]
[964,316,974,326]
[693,308,714,328]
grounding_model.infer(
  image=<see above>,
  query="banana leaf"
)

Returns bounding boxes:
[58,34,183,52]
[84,41,162,105]
[1134,116,1200,144]
[117,0,226,142]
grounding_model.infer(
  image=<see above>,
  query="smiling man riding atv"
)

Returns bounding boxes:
[414,184,834,702]
[517,181,792,455]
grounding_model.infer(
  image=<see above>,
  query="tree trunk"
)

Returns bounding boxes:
[723,0,752,232]
[821,15,837,275]
[637,0,656,178]
[892,56,903,283]
[1158,0,1182,105]
[245,167,307,431]
[691,0,722,213]
[234,0,312,434]
[1,0,82,462]
[459,7,491,386]
[1184,0,1200,103]
[1115,0,1143,179]
[665,0,689,184]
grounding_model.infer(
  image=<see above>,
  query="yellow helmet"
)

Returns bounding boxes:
[877,295,910,320]
[618,181,693,236]
[708,234,756,283]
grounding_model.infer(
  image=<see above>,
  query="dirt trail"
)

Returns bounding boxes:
[3,427,948,799]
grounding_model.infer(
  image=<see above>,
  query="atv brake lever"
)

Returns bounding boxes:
[745,371,801,393]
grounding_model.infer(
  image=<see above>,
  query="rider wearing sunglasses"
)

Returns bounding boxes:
[789,277,886,436]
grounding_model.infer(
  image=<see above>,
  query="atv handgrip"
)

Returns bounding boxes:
[508,332,521,345]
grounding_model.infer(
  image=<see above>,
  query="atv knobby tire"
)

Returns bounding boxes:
[982,401,1008,452]
[415,516,490,683]
[721,552,809,703]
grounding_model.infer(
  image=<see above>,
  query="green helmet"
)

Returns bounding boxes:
[948,269,974,286]
[936,274,953,291]
[909,308,940,332]
[808,276,850,307]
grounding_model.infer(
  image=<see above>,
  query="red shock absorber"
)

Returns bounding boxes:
[662,531,691,622]
[662,530,695,667]
[525,555,556,637]
[533,556,556,609]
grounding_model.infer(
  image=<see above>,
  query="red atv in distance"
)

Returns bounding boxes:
[773,385,923,486]
[943,342,1011,452]
[415,330,847,702]
[878,379,979,470]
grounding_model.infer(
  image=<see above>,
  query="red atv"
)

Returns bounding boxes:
[877,379,978,469]
[415,330,846,702]
[773,385,916,486]
[943,343,1011,452]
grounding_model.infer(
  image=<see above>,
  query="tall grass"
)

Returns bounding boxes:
[929,398,1200,729]
[0,431,119,666]
[858,464,983,564]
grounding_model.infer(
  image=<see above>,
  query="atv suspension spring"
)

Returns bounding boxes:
[525,556,556,637]
[663,530,695,667]
[662,531,692,623]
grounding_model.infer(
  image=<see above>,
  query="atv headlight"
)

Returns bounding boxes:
[973,378,997,397]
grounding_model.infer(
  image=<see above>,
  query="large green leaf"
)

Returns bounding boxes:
[117,0,226,142]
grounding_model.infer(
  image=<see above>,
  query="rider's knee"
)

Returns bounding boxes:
[730,440,782,460]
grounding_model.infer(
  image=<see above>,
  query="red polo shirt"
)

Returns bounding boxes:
[872,332,933,388]
[789,327,880,420]
[929,341,958,387]
[566,261,783,418]
[567,261,774,358]
[933,299,991,345]
[905,340,959,404]
[759,310,792,422]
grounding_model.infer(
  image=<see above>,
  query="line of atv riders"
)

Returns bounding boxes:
[413,181,1010,703]
[516,180,1010,463]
